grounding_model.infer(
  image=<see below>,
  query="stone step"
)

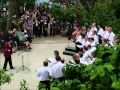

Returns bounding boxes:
[63,50,76,56]
[65,46,76,52]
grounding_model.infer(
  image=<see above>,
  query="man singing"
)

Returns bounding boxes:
[37,61,50,90]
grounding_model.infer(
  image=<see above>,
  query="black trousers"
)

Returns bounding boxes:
[34,26,39,37]
[38,29,42,37]
[40,80,50,90]
[43,28,48,37]
[50,28,55,37]
[3,55,13,70]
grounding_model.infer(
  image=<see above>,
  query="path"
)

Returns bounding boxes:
[0,36,74,90]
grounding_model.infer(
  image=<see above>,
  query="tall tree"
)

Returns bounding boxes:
[14,0,20,17]
[79,0,97,12]
[6,0,14,30]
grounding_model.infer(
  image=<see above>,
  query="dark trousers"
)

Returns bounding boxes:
[38,29,42,37]
[76,42,82,52]
[3,55,13,70]
[40,80,50,90]
[43,28,48,37]
[34,26,39,37]
[50,28,55,37]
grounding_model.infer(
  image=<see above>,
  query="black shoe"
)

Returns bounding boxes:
[3,69,8,71]
[5,69,8,71]
[10,67,15,69]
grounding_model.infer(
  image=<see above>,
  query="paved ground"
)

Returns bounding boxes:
[0,35,74,90]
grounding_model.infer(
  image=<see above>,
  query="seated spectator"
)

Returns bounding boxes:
[37,61,50,90]
[15,29,32,50]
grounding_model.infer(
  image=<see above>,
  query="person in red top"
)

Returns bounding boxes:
[3,39,15,71]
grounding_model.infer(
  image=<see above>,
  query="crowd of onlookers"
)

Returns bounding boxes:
[0,5,73,51]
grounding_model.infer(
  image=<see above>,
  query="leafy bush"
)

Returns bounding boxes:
[50,0,120,35]
[20,79,29,90]
[0,18,7,32]
[52,44,120,90]
[0,69,13,85]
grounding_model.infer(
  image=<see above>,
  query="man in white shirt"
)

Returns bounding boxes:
[92,31,99,44]
[88,45,96,57]
[91,23,98,32]
[76,34,85,52]
[86,27,92,38]
[37,61,50,90]
[50,56,65,81]
[97,25,104,37]
[82,46,90,61]
[87,23,98,38]
[48,50,60,66]
[87,52,97,65]
[103,27,115,46]
[107,27,115,42]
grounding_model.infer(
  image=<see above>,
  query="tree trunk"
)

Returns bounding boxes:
[14,0,21,17]
[6,0,14,30]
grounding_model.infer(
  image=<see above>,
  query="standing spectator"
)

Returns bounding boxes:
[33,18,39,37]
[27,16,33,38]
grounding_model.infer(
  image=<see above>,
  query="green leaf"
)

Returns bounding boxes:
[96,65,105,77]
[104,63,114,72]
[112,79,120,89]
[85,64,93,72]
[90,70,98,80]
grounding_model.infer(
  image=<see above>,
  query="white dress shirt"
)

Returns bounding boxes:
[103,31,115,42]
[86,58,96,65]
[50,61,65,78]
[97,28,104,37]
[108,32,115,42]
[103,31,109,39]
[80,58,96,65]
[86,31,93,38]
[82,50,90,61]
[77,39,85,48]
[92,35,99,44]
[91,27,98,32]
[48,58,57,67]
[91,41,97,47]
[88,48,96,56]
[76,35,82,42]
[85,41,91,46]
[37,67,50,81]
